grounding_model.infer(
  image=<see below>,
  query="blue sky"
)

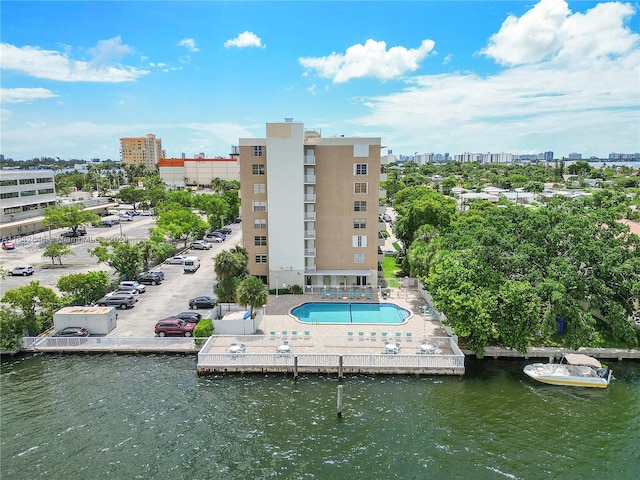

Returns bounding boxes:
[1,0,639,161]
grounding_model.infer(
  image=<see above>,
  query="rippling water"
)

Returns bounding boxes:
[1,354,639,479]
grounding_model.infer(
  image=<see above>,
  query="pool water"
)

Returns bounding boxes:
[291,302,411,324]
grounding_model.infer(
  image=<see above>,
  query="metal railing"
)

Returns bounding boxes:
[22,336,199,351]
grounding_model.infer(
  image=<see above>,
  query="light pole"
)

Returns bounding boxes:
[276,274,279,299]
[405,276,409,301]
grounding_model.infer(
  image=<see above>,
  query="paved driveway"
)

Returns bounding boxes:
[0,218,242,337]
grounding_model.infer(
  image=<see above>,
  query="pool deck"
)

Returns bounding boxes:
[197,288,465,375]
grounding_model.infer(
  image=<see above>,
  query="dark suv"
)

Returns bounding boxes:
[155,319,196,337]
[137,271,164,285]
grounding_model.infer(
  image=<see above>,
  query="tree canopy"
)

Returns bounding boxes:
[421,203,640,355]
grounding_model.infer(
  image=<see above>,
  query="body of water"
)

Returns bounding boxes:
[291,302,410,324]
[1,354,639,479]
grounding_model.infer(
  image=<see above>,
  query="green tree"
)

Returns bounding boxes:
[236,276,268,318]
[0,306,23,351]
[117,186,146,210]
[89,238,141,281]
[57,271,111,306]
[1,282,60,335]
[136,240,158,272]
[43,203,101,234]
[42,242,75,265]
[154,207,208,247]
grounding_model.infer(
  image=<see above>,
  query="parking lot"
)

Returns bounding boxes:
[0,217,242,337]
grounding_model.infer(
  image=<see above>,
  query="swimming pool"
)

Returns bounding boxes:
[291,302,411,324]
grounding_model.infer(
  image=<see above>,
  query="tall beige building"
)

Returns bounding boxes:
[239,120,386,291]
[119,133,164,170]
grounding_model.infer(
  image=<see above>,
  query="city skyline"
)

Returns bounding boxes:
[1,0,639,161]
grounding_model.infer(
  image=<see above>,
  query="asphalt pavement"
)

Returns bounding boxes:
[0,217,243,337]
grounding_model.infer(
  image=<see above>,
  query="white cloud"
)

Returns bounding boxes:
[224,31,264,49]
[0,87,58,103]
[0,39,149,82]
[299,39,435,83]
[177,38,200,53]
[355,0,640,156]
[307,84,317,96]
[481,0,639,66]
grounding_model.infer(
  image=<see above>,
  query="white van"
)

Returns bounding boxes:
[183,256,200,273]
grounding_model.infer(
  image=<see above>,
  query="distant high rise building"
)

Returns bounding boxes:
[119,134,164,170]
[568,152,582,160]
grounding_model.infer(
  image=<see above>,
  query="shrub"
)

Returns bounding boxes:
[194,318,214,346]
[290,284,303,294]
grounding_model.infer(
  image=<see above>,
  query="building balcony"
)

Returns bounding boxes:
[304,212,316,221]
[379,204,387,215]
[304,175,316,184]
[379,235,386,247]
[304,155,316,165]
[304,249,316,257]
[380,172,387,182]
[304,194,316,203]
[379,188,387,199]
[305,265,317,273]
[304,230,316,240]
[379,220,386,230]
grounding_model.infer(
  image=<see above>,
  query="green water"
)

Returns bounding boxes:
[1,354,639,479]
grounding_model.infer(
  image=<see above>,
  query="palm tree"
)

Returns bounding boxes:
[137,240,158,272]
[214,250,245,280]
[236,276,268,318]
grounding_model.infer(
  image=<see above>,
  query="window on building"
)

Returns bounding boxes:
[252,164,265,175]
[254,235,267,246]
[354,253,366,264]
[256,275,268,284]
[252,146,264,157]
[352,235,368,247]
[354,201,367,212]
[19,178,35,185]
[20,190,36,197]
[255,254,267,263]
[253,183,266,194]
[0,180,18,187]
[354,218,366,229]
[0,192,19,199]
[252,201,267,212]
[354,182,368,194]
[3,206,21,214]
[254,219,267,229]
[38,188,54,195]
[354,163,368,175]
[36,177,53,184]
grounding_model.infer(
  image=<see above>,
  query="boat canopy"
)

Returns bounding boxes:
[563,353,602,368]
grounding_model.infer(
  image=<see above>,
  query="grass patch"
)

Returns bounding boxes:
[392,242,401,252]
[382,255,401,287]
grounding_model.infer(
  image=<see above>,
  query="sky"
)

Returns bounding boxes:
[1,0,639,161]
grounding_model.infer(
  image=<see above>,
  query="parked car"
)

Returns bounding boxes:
[9,265,35,276]
[110,289,140,301]
[76,227,88,235]
[120,214,133,222]
[137,271,163,285]
[127,210,141,216]
[118,281,146,293]
[61,230,81,238]
[191,240,212,250]
[205,232,225,241]
[54,326,90,337]
[188,295,217,309]
[173,311,203,323]
[139,210,153,216]
[219,226,232,234]
[203,235,223,243]
[166,255,188,264]
[155,318,197,337]
[96,294,136,309]
[2,241,15,250]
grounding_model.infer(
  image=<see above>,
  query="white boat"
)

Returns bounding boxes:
[523,353,613,388]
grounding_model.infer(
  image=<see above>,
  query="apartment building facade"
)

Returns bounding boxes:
[119,134,164,170]
[158,157,240,188]
[239,120,385,291]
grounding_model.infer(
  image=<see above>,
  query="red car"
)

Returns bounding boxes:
[155,319,196,337]
[2,241,15,250]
